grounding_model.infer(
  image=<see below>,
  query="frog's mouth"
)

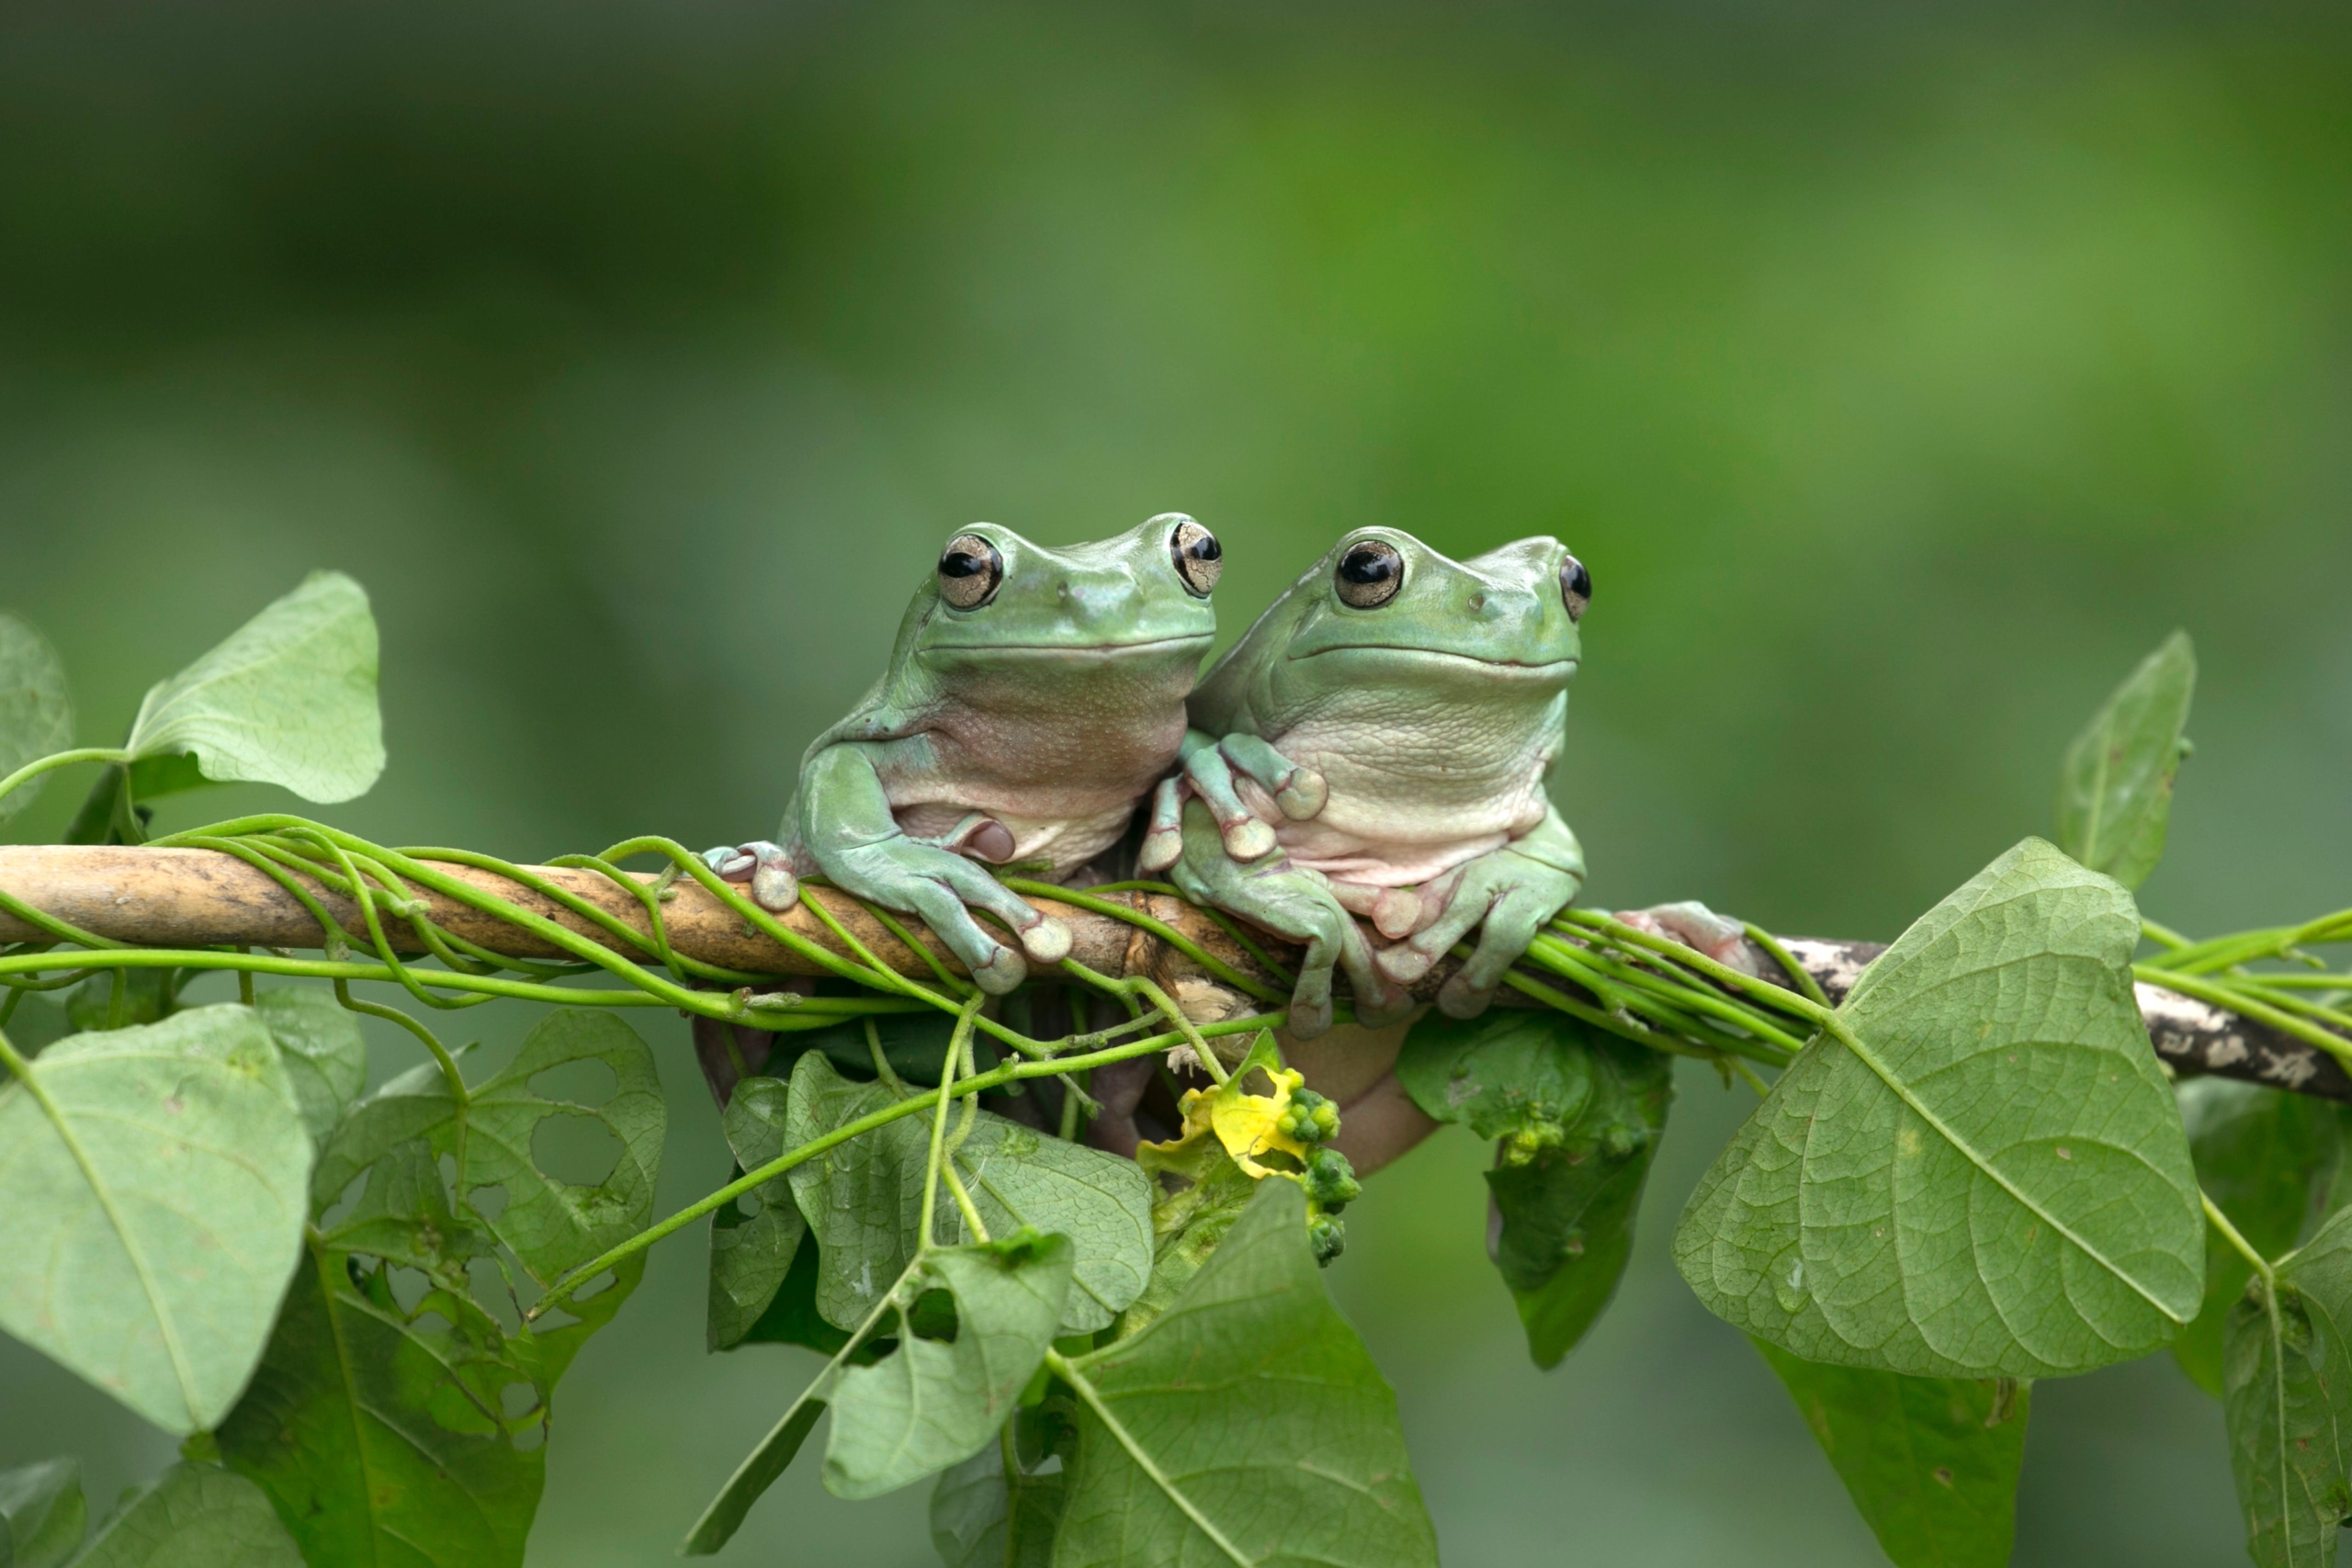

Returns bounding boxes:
[1289,646,1578,678]
[923,634,1216,659]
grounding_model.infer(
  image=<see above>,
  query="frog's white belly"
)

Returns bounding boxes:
[1240,705,1556,887]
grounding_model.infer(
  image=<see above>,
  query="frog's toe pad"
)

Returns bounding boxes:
[1223,818,1278,863]
[1372,887,1421,940]
[1274,767,1329,820]
[1137,829,1182,873]
[970,946,1029,994]
[1435,975,1497,1019]
[1020,917,1073,964]
[1374,944,1436,985]
[750,862,800,912]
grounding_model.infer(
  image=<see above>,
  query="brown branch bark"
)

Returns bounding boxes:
[1,845,2340,1104]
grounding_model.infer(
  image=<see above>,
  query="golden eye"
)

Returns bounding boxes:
[937,533,1003,609]
[1335,539,1403,608]
[1169,517,1223,597]
[1559,555,1591,622]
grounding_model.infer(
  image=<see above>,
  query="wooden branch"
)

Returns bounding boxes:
[1,845,2341,1102]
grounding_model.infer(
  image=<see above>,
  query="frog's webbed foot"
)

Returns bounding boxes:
[1137,732,1328,873]
[703,840,801,912]
[1165,799,1404,1038]
[1611,900,1765,979]
[1371,849,1584,1020]
[823,829,1070,994]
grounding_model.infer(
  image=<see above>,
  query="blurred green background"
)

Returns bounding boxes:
[5,2,2349,1562]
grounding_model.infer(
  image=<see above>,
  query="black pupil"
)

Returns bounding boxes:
[1341,547,1396,585]
[1566,561,1590,596]
[941,550,988,579]
[1182,533,1221,563]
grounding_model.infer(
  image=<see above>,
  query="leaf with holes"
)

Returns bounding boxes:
[932,1443,1065,1568]
[2053,629,2195,890]
[783,1055,1153,1335]
[2176,1078,2351,1397]
[218,1140,555,1568]
[251,988,368,1150]
[0,1457,86,1568]
[313,1007,664,1378]
[0,614,73,823]
[1054,1180,1439,1568]
[1481,1027,1673,1369]
[2224,1203,2352,1568]
[1753,1339,2029,1568]
[124,570,385,805]
[1676,838,2202,1378]
[710,1077,809,1350]
[0,1004,311,1434]
[74,1463,302,1568]
[827,1231,1073,1500]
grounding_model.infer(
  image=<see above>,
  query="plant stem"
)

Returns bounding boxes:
[0,748,132,810]
[2203,1190,2276,1289]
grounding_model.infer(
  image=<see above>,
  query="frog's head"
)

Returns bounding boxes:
[1270,527,1587,689]
[910,513,1222,671]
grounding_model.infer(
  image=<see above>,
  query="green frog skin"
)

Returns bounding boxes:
[707,514,1224,994]
[1145,528,1589,1032]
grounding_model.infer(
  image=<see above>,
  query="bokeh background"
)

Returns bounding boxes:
[5,3,2350,1562]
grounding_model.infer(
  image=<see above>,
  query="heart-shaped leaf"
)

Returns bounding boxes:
[125,570,385,806]
[0,1004,311,1433]
[1676,838,2202,1378]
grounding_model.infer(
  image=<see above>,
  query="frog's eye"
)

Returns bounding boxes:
[1560,555,1591,622]
[1169,518,1223,598]
[937,534,1004,609]
[1335,539,1404,608]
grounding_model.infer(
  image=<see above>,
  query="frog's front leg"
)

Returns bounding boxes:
[1138,729,1328,872]
[1374,807,1586,1018]
[1166,797,1408,1038]
[797,743,1072,994]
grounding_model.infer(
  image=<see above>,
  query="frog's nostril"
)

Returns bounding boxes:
[1468,591,1488,613]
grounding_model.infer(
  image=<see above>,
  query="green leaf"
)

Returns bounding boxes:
[2223,1205,2352,1567]
[74,1464,301,1568]
[1396,1006,1598,1142]
[250,989,368,1150]
[0,614,73,823]
[710,1077,809,1350]
[315,1007,662,1269]
[827,1232,1074,1500]
[65,971,175,1033]
[2176,1078,2350,1397]
[218,1141,548,1568]
[784,1055,1154,1335]
[1675,837,2203,1378]
[0,1004,312,1434]
[1054,1180,1439,1568]
[734,1229,866,1358]
[0,1457,86,1568]
[124,570,385,806]
[2053,629,2195,890]
[683,1398,828,1557]
[1752,1340,2029,1568]
[932,1444,1064,1568]
[0,998,73,1060]
[1482,1028,1673,1368]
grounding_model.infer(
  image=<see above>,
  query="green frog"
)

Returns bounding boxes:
[1142,528,1590,1034]
[707,514,1225,993]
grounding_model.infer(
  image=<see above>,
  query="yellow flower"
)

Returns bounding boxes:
[1140,1032,1311,1180]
